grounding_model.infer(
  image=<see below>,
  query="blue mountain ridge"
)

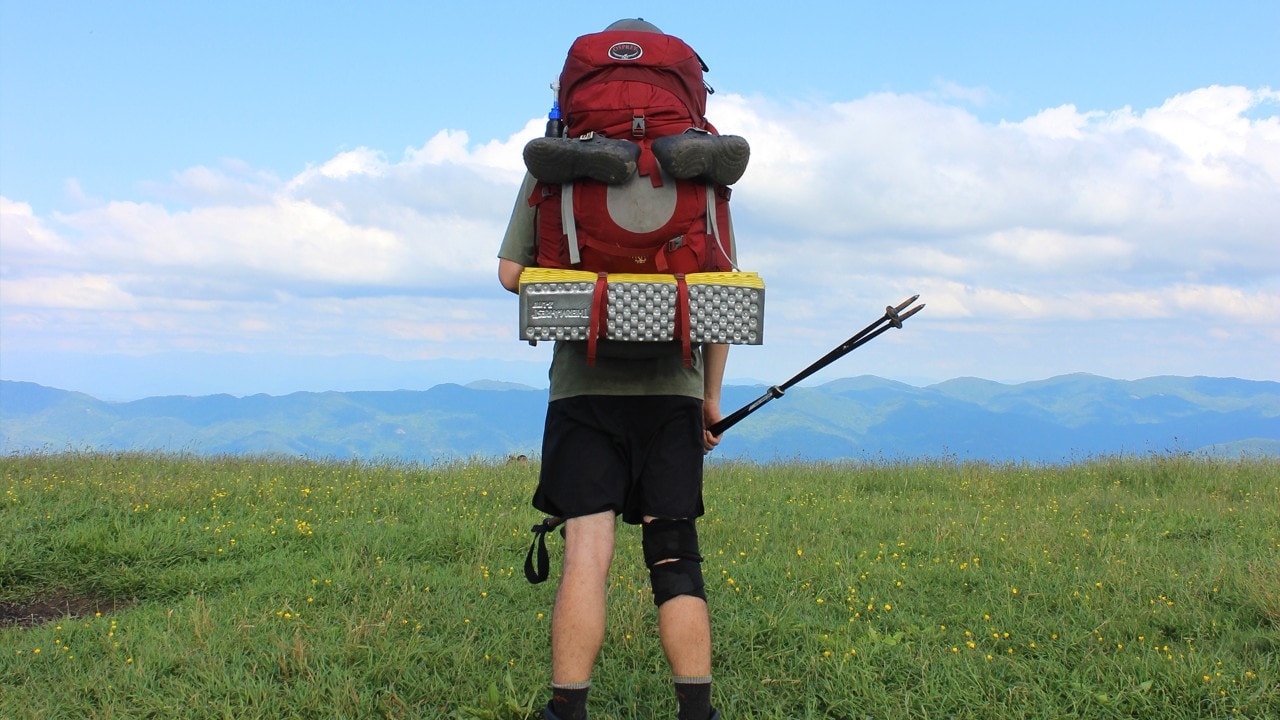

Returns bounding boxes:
[2,375,1276,463]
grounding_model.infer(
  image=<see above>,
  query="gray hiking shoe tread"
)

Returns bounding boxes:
[652,131,750,185]
[524,135,640,185]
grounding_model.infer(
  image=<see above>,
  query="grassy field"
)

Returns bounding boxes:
[1,452,1277,719]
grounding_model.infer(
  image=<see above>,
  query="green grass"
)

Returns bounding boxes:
[1,452,1277,719]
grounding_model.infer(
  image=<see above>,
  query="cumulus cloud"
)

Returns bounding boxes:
[2,86,1276,382]
[711,86,1278,324]
[719,87,1278,241]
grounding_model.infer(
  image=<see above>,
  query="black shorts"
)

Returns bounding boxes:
[534,395,705,525]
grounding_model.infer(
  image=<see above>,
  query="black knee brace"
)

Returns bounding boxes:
[642,518,706,606]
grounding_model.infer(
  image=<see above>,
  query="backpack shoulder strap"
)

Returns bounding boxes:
[706,184,737,271]
[561,181,580,265]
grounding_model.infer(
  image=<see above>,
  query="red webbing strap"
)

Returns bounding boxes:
[654,237,671,273]
[636,138,663,188]
[674,274,692,367]
[587,272,609,366]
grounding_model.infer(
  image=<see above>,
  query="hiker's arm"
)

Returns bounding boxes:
[497,173,538,294]
[702,343,728,450]
[499,258,524,294]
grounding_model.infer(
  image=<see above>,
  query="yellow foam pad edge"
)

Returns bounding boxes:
[519,268,764,289]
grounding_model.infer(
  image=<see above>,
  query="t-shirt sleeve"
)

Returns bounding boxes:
[498,172,538,267]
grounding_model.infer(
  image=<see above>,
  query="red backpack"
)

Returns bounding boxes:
[528,29,737,277]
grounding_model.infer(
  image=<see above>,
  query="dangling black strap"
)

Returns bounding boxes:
[524,517,562,584]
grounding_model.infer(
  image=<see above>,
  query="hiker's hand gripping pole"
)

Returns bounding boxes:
[708,295,925,437]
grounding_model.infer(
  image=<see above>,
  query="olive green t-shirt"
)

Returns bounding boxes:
[498,173,705,402]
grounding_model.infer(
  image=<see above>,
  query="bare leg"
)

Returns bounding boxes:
[659,594,712,675]
[551,511,617,684]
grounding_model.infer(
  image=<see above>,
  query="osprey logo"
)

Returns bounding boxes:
[608,42,643,61]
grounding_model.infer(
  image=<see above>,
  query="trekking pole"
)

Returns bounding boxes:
[708,295,925,437]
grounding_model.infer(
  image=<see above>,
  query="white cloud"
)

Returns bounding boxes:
[2,86,1277,384]
[0,198,74,262]
[1,273,137,310]
[980,229,1134,275]
[404,120,542,179]
[147,162,280,206]
[49,198,406,285]
[1135,87,1279,172]
[729,86,1279,248]
[1014,104,1102,140]
[310,147,388,181]
[914,279,1279,324]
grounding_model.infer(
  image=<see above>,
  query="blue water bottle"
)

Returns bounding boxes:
[545,81,563,138]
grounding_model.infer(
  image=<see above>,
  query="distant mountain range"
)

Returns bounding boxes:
[2,375,1277,463]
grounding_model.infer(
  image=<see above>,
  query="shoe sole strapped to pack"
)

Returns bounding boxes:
[523,134,641,186]
[519,269,764,345]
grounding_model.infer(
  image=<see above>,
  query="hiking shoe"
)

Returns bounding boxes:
[524,134,640,185]
[652,130,750,185]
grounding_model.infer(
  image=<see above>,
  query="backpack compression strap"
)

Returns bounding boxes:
[674,274,692,367]
[584,272,690,367]
[587,272,609,365]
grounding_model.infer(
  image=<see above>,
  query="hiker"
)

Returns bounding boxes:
[498,18,749,720]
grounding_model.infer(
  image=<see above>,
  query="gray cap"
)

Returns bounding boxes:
[605,18,662,33]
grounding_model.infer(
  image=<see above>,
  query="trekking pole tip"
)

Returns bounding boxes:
[893,294,920,311]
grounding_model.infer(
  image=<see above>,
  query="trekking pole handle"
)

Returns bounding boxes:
[708,385,784,437]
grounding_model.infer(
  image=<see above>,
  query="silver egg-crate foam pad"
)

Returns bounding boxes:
[518,269,765,345]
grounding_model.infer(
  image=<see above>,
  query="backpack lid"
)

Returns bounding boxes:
[599,19,710,72]
[558,29,709,136]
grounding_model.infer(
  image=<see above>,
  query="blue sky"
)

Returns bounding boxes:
[2,1,1278,399]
